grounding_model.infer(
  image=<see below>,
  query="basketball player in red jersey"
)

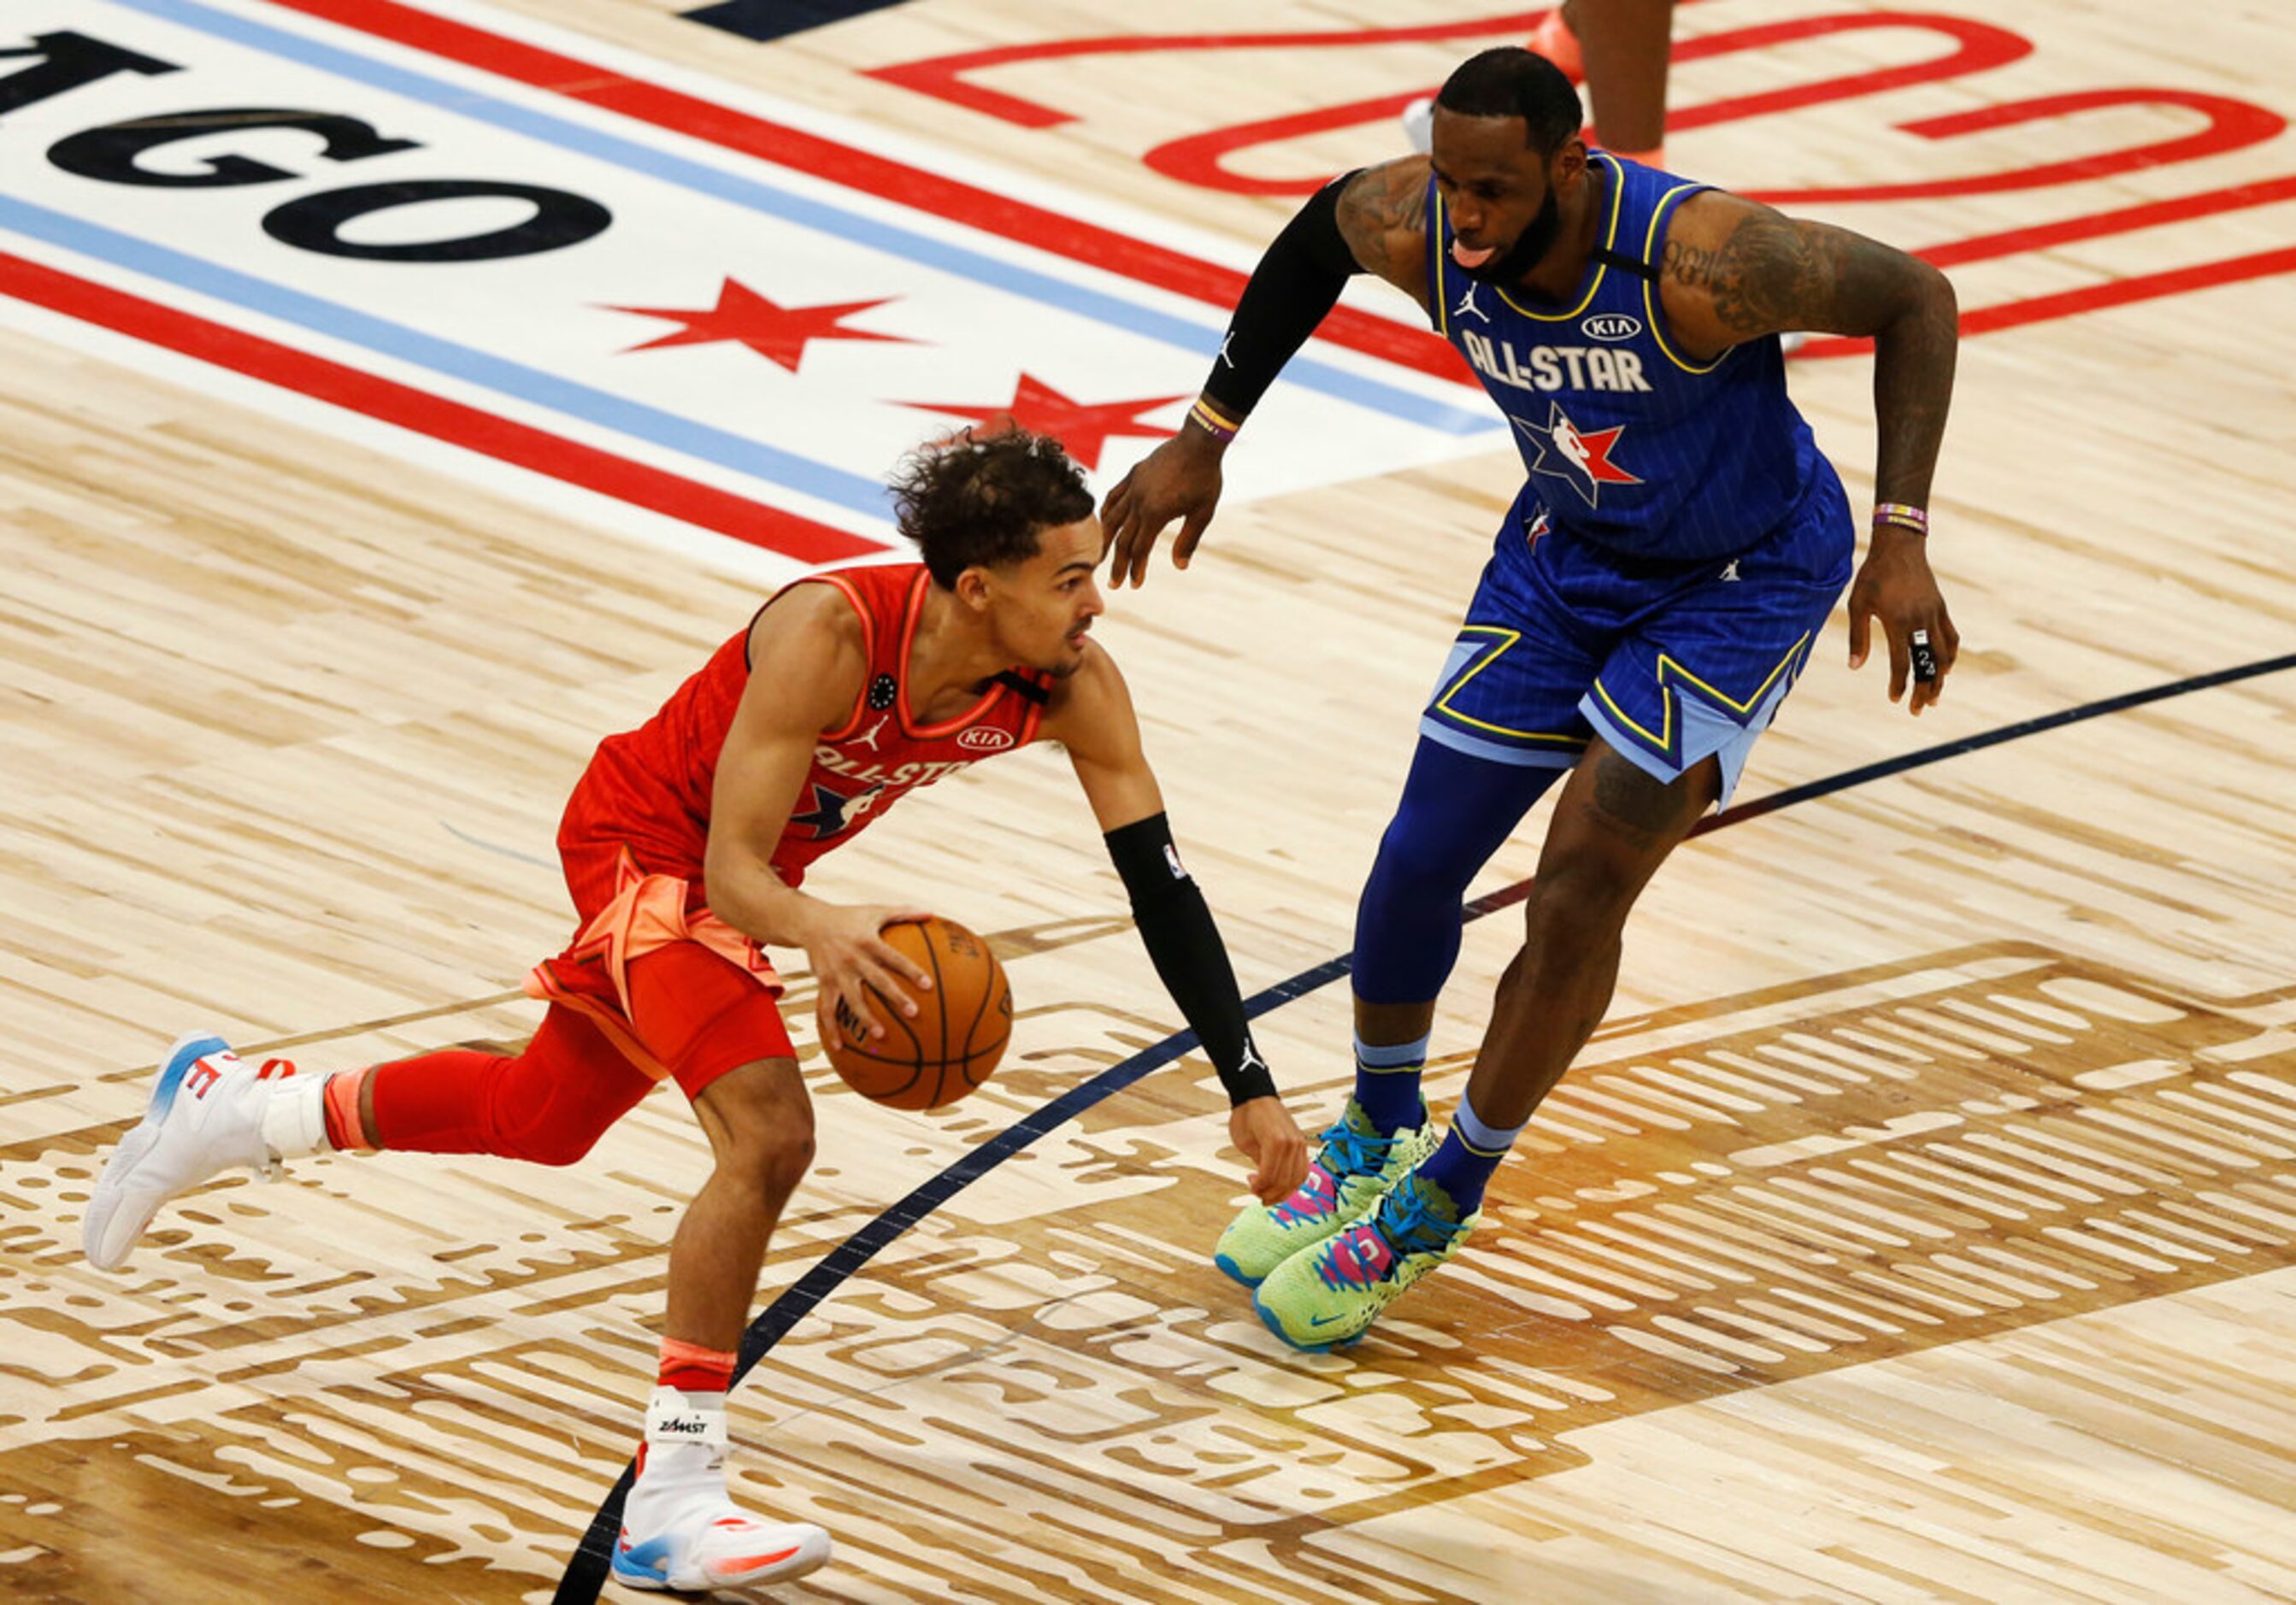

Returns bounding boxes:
[81,430,1310,1595]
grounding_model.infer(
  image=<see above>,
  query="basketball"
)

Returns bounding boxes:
[825,917,1011,1109]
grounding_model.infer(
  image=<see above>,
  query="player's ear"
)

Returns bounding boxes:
[954,566,993,613]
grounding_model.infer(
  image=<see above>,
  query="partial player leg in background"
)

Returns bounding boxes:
[1570,0,1675,164]
[1404,2,1673,165]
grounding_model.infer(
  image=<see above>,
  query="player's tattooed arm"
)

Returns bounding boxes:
[1333,156,1434,311]
[1663,191,1963,716]
[1660,192,1958,509]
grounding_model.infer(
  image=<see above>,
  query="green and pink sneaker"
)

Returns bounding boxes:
[1212,1098,1436,1288]
[1251,1171,1479,1352]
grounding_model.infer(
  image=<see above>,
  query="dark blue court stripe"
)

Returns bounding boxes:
[685,0,913,43]
[1691,648,2296,833]
[554,647,2296,1601]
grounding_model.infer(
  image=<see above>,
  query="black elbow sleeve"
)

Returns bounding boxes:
[1106,814,1277,1106]
[1199,171,1365,425]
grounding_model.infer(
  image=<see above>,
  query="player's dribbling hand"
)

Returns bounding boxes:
[1098,430,1226,589]
[1846,525,1959,715]
[1230,1096,1310,1206]
[801,903,936,1049]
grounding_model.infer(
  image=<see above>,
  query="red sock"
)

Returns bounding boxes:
[658,1337,735,1397]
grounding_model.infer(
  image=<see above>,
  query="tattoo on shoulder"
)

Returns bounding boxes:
[1666,209,1906,339]
[1664,212,1824,338]
[1336,162,1426,262]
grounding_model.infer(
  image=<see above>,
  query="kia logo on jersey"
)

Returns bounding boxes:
[1581,314,1644,342]
[957,726,1016,752]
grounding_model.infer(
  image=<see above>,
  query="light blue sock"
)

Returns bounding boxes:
[1416,1090,1524,1214]
[1351,1033,1429,1134]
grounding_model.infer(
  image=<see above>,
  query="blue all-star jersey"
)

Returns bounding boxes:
[1426,152,1834,563]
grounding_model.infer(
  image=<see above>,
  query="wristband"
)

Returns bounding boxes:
[1873,502,1928,535]
[1187,396,1243,443]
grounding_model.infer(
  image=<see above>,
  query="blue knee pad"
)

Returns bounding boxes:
[1352,737,1561,1004]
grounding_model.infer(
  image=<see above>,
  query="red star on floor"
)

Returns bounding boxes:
[901,373,1186,469]
[606,278,913,372]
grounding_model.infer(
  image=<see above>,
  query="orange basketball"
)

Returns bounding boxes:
[825,917,1011,1110]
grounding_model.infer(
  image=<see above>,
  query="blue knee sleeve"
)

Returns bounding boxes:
[1352,737,1561,1004]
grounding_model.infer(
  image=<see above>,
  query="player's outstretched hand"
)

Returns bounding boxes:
[1846,525,1959,715]
[802,903,936,1049]
[1099,429,1225,589]
[1230,1096,1310,1206]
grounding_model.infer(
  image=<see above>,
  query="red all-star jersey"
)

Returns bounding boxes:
[557,563,1053,887]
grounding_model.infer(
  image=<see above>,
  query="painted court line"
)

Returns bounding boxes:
[115,0,1492,436]
[0,250,876,562]
[260,0,1479,393]
[0,195,898,520]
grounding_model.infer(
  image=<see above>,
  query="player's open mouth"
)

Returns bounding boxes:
[1451,241,1497,268]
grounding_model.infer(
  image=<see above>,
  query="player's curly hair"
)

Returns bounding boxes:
[1435,46,1584,156]
[889,427,1096,588]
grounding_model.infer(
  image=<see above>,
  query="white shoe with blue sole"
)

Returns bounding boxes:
[612,1502,832,1591]
[83,1033,285,1272]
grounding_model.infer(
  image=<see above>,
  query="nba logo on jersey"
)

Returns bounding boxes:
[1515,402,1642,508]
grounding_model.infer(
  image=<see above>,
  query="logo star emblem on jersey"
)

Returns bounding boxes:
[789,781,882,838]
[1515,400,1643,508]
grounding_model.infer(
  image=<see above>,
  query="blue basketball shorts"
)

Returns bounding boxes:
[1419,476,1853,806]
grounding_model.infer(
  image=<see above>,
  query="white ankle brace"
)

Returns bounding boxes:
[256,1072,333,1162]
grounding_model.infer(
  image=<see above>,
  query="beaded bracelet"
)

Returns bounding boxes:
[1872,502,1928,534]
[1188,396,1243,443]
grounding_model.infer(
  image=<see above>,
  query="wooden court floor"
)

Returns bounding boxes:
[4,1,2295,1600]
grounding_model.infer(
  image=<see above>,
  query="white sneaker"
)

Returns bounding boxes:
[83,1034,295,1271]
[615,1387,832,1590]
[1402,95,1434,154]
[612,1499,832,1592]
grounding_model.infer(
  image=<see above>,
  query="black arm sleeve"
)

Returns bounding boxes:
[1198,169,1366,426]
[1105,813,1278,1106]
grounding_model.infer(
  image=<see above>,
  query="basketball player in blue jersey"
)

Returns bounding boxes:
[1100,47,1961,1350]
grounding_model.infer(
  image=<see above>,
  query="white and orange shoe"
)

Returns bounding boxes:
[613,1502,832,1593]
[613,1389,832,1592]
[83,1034,323,1271]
